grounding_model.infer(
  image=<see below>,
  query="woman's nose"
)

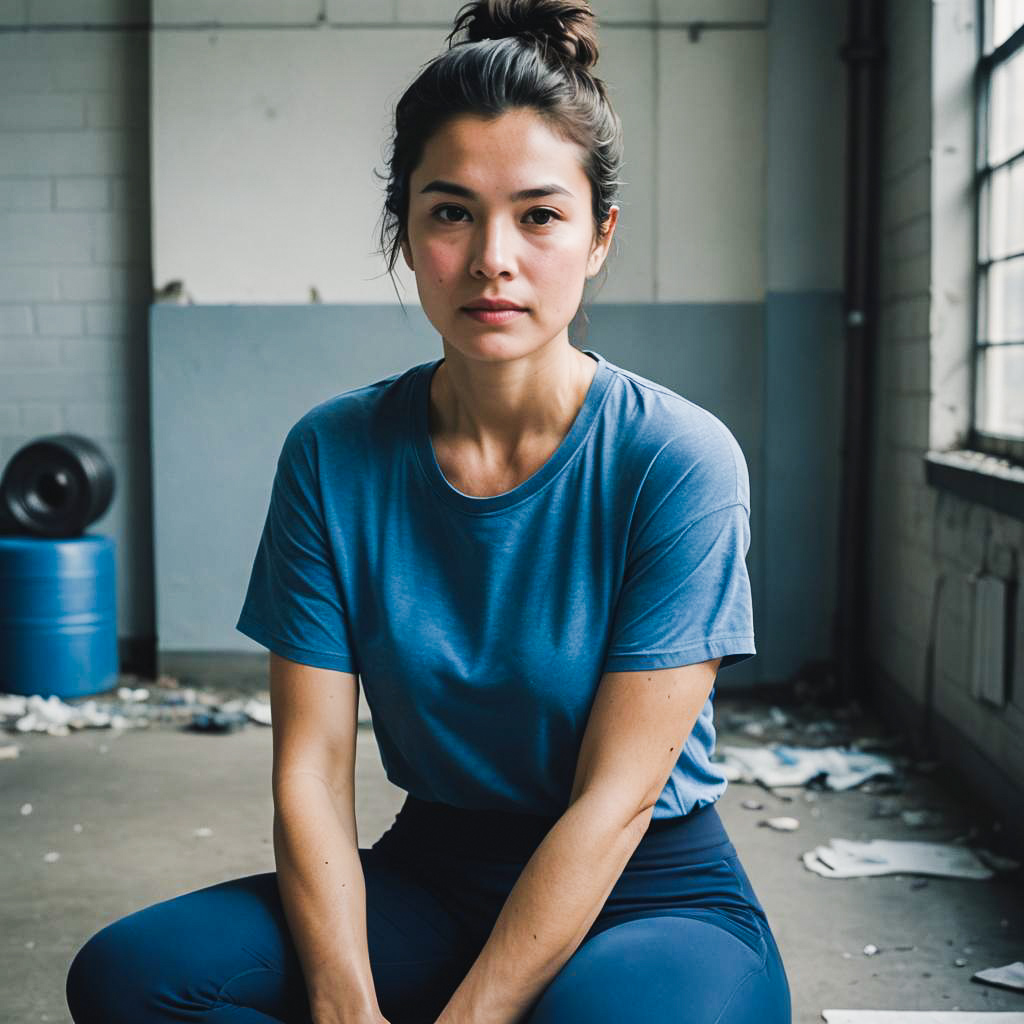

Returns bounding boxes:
[469,216,516,278]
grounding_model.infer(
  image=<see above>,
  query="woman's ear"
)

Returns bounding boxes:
[587,205,619,277]
[401,237,414,272]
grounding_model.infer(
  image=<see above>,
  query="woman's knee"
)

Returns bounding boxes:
[66,901,202,1023]
[66,875,307,1024]
[525,916,788,1024]
[66,917,138,1023]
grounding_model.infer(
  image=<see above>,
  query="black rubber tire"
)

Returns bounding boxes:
[0,434,116,538]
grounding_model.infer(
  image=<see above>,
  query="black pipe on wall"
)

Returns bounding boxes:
[835,0,886,703]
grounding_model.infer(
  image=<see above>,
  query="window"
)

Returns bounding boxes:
[974,0,1024,460]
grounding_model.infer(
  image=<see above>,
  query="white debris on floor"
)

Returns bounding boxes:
[218,697,273,726]
[117,686,150,702]
[801,839,1019,880]
[972,962,1024,992]
[822,1012,1024,1023]
[760,816,801,831]
[0,685,272,739]
[716,743,897,791]
[901,809,946,828]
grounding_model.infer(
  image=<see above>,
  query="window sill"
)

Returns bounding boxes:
[924,449,1024,522]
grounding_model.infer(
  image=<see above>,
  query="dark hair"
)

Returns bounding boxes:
[374,0,624,315]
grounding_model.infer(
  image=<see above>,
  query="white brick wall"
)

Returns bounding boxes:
[0,19,153,641]
[870,0,1024,804]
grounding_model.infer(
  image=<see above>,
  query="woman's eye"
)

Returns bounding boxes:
[431,206,562,226]
[434,205,468,223]
[526,208,560,226]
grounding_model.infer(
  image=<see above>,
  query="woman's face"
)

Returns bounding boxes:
[401,108,618,363]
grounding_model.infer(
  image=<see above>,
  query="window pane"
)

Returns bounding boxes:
[984,255,1024,342]
[977,343,1024,437]
[991,0,1024,52]
[989,46,1024,167]
[987,156,1024,259]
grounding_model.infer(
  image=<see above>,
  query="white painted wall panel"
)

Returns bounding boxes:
[152,17,786,303]
[326,1,402,24]
[152,24,661,303]
[0,2,27,25]
[330,1,659,26]
[324,1,398,23]
[656,27,766,302]
[590,28,656,302]
[389,1,766,26]
[765,0,845,291]
[146,0,766,28]
[657,0,767,23]
[392,0,667,24]
[395,0,472,21]
[26,0,138,24]
[152,27,434,303]
[154,0,320,24]
[592,0,657,22]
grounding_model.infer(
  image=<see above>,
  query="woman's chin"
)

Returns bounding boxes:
[440,331,534,361]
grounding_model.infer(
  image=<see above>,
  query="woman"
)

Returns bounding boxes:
[66,2,791,1022]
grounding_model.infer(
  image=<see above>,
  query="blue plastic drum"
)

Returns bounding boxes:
[0,535,118,699]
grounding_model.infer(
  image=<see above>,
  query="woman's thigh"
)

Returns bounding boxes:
[526,913,791,1024]
[65,849,478,1024]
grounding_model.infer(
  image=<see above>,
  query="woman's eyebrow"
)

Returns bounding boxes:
[419,179,574,201]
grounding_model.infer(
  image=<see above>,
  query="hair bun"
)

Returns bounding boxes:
[449,0,600,70]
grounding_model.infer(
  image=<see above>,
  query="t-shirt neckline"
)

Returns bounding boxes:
[411,348,612,515]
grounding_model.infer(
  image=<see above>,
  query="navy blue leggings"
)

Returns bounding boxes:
[66,796,791,1023]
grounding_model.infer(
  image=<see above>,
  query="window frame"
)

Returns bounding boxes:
[970,1,1024,463]
[924,0,1024,522]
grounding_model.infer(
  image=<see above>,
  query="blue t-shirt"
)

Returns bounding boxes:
[236,348,755,819]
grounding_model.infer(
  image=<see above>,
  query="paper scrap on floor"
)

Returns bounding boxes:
[803,839,995,880]
[0,690,272,735]
[973,962,1024,992]
[823,1012,1024,1023]
[718,744,895,790]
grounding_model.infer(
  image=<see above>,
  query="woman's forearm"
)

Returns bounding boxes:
[273,773,383,1022]
[436,792,651,1024]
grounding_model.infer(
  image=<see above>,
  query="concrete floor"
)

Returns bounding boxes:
[3,686,1023,1024]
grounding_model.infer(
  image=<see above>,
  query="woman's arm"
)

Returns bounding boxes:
[274,779,385,1024]
[269,653,388,1024]
[434,658,721,1024]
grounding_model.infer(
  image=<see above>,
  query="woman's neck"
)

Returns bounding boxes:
[429,343,596,463]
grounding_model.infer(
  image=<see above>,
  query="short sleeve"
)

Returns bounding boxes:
[602,431,756,673]
[235,421,358,673]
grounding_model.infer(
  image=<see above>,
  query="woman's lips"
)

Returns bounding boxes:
[461,307,527,324]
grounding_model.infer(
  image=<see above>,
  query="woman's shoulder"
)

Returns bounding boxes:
[283,361,424,454]
[600,357,749,511]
